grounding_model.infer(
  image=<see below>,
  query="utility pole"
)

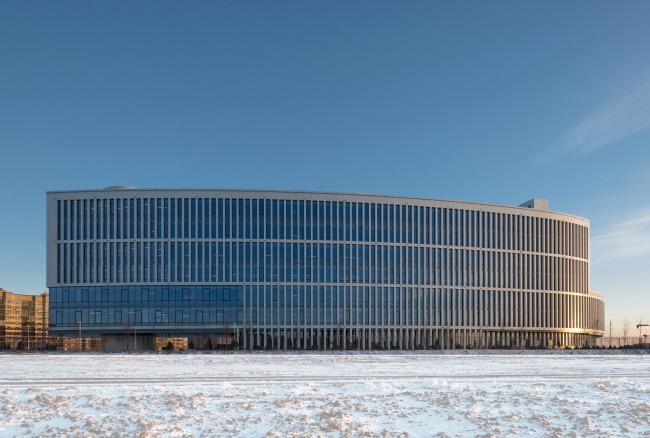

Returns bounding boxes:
[637,323,649,347]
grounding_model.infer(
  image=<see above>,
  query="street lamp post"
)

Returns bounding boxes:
[357,324,360,350]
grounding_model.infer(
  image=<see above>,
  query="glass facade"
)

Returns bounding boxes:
[47,189,605,348]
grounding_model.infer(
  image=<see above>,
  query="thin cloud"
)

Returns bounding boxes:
[561,75,650,153]
[592,208,650,263]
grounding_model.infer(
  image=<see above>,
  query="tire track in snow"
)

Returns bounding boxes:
[1,372,649,387]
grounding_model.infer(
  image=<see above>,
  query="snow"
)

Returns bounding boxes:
[0,351,649,437]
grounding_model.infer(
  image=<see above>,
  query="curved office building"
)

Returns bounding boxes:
[47,188,605,350]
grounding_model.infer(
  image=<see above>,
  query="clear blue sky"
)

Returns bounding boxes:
[1,2,649,333]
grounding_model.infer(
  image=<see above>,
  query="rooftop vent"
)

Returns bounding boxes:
[519,198,548,211]
[103,186,137,190]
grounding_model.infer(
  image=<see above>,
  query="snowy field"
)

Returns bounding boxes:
[1,352,649,438]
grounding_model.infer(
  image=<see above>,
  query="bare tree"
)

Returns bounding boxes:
[123,314,132,351]
[247,315,253,351]
[246,314,253,350]
[151,319,156,350]
[200,323,207,350]
[223,314,231,349]
[175,324,181,349]
[336,323,342,350]
[590,318,600,348]
[622,317,630,347]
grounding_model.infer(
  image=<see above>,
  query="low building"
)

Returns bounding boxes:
[156,337,188,350]
[49,335,102,351]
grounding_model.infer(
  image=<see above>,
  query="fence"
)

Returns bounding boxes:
[595,337,650,349]
[0,334,102,351]
[3,333,646,352]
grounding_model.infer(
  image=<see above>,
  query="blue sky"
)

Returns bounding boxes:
[1,2,649,333]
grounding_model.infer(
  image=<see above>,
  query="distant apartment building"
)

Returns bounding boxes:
[0,288,101,351]
[0,288,48,349]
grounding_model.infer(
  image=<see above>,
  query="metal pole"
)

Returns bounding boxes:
[79,321,81,351]
[637,324,649,347]
[135,326,137,351]
[357,324,360,350]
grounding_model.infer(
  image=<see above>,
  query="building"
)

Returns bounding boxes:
[46,188,605,350]
[48,334,102,351]
[0,288,48,349]
[0,288,101,351]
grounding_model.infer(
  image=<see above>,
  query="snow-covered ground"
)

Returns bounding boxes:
[1,352,649,437]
